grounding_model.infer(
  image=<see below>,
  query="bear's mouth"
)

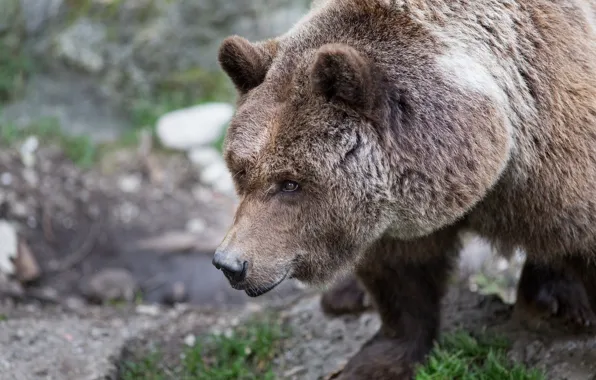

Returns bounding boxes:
[244,271,289,297]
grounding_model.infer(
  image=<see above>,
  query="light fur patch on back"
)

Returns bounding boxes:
[436,43,508,108]
[435,36,517,178]
[572,0,596,35]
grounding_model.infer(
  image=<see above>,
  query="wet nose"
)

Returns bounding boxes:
[212,249,248,283]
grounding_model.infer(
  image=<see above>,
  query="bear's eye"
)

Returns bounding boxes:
[280,181,300,193]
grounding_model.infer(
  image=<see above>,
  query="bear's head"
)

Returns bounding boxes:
[212,0,511,296]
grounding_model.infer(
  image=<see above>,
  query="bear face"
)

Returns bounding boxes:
[216,39,396,295]
[213,0,512,296]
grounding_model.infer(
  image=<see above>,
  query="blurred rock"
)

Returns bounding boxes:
[0,220,18,276]
[64,296,86,310]
[22,168,38,187]
[136,231,197,253]
[118,174,142,193]
[188,146,222,167]
[19,135,39,168]
[136,303,160,316]
[55,18,107,74]
[200,159,234,194]
[84,268,138,303]
[189,147,235,194]
[0,272,24,297]
[19,0,64,35]
[0,173,13,186]
[156,103,233,150]
[185,218,206,234]
[162,281,187,305]
[14,239,40,283]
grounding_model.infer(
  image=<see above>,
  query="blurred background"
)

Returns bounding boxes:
[0,0,315,308]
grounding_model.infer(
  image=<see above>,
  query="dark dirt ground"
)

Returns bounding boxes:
[120,279,596,380]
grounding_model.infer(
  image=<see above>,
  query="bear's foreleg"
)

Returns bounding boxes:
[334,228,461,380]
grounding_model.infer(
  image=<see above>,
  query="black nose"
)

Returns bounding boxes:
[212,250,248,283]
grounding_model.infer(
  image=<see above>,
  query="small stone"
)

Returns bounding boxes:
[200,160,228,185]
[11,202,28,218]
[136,304,160,316]
[14,239,41,283]
[185,218,206,234]
[0,272,24,296]
[183,334,196,347]
[0,173,12,186]
[188,147,222,168]
[19,136,39,168]
[156,103,234,150]
[163,281,188,305]
[0,220,18,275]
[64,296,86,310]
[117,174,142,193]
[136,231,197,253]
[22,169,38,187]
[84,268,138,304]
[496,257,509,271]
[213,172,235,195]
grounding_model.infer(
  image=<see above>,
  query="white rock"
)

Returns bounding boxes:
[183,334,196,347]
[15,239,41,283]
[213,172,235,195]
[118,174,142,193]
[186,218,206,234]
[19,136,39,168]
[0,221,18,275]
[200,160,229,185]
[156,103,233,150]
[0,173,12,186]
[85,268,138,303]
[136,304,160,316]
[188,147,222,168]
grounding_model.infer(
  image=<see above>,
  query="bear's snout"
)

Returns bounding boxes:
[212,248,249,285]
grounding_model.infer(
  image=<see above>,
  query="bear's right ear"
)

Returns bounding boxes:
[310,44,375,110]
[218,36,276,93]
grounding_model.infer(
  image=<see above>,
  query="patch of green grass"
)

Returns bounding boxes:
[416,331,545,380]
[0,117,97,168]
[120,316,286,380]
[0,314,7,322]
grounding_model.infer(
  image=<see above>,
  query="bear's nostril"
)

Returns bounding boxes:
[214,255,248,284]
[239,261,248,281]
[222,261,248,283]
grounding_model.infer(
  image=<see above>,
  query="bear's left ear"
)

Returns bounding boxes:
[218,36,277,93]
[310,44,375,110]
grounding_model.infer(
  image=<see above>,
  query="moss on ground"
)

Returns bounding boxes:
[119,315,286,380]
[416,331,545,380]
[119,316,544,380]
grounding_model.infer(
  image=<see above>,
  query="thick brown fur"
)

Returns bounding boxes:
[214,0,596,378]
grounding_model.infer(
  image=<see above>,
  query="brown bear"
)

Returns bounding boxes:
[212,0,596,378]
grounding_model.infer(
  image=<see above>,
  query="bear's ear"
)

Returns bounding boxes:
[218,36,276,93]
[310,44,374,110]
